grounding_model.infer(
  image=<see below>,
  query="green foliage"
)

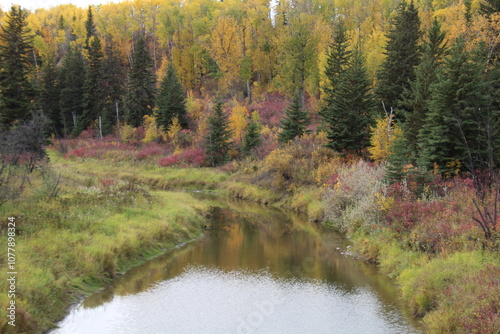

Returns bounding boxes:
[76,36,105,136]
[205,101,234,166]
[417,39,493,174]
[124,37,156,128]
[400,18,448,157]
[278,94,310,144]
[376,0,421,114]
[0,5,35,128]
[59,46,86,137]
[323,48,375,154]
[156,62,188,131]
[40,60,63,137]
[322,20,350,98]
[241,119,261,156]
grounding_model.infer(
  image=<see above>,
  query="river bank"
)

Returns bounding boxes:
[0,140,499,333]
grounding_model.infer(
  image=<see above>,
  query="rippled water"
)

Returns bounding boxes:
[52,200,422,334]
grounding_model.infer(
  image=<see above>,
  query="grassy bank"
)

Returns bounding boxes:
[0,155,214,333]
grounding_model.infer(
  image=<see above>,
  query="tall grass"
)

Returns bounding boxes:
[0,158,211,333]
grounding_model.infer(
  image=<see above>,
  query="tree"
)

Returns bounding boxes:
[323,48,375,154]
[0,6,35,128]
[76,36,105,136]
[59,46,86,137]
[100,39,126,136]
[400,18,448,158]
[123,37,156,127]
[323,20,351,98]
[205,101,234,167]
[40,59,62,137]
[375,0,421,117]
[417,39,490,177]
[278,94,310,144]
[84,5,96,51]
[156,62,188,132]
[242,118,262,156]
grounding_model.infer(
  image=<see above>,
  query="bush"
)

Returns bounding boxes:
[323,160,386,233]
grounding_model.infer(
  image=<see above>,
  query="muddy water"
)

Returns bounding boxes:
[51,199,421,334]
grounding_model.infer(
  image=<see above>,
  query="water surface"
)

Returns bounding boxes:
[52,200,421,334]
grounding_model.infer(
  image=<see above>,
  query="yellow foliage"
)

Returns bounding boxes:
[368,116,403,162]
[229,100,249,144]
[374,192,394,212]
[142,115,162,143]
[166,117,182,146]
[119,123,136,142]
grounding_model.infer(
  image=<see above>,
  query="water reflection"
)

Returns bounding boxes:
[52,200,421,334]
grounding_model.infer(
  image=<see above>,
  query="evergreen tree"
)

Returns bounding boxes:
[40,59,63,137]
[205,101,234,166]
[400,18,448,158]
[84,6,96,51]
[323,20,351,97]
[324,48,375,154]
[375,0,421,117]
[76,36,105,136]
[123,37,156,127]
[59,46,86,137]
[100,39,125,136]
[0,6,35,128]
[278,94,310,144]
[242,119,262,156]
[417,39,490,174]
[156,62,188,132]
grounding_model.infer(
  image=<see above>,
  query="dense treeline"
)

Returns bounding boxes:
[1,0,500,176]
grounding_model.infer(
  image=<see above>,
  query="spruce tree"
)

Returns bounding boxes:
[156,62,188,132]
[123,37,156,127]
[59,46,86,137]
[84,6,96,51]
[400,18,448,158]
[324,48,375,154]
[417,39,489,174]
[40,59,63,137]
[278,94,310,144]
[76,36,105,136]
[100,40,125,136]
[242,119,262,156]
[205,101,234,166]
[323,20,351,97]
[0,6,35,128]
[376,0,421,116]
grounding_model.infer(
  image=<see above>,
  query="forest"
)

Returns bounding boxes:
[1,0,500,333]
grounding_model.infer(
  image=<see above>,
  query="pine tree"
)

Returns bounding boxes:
[278,94,310,144]
[156,62,188,132]
[324,48,375,154]
[205,101,234,166]
[400,18,448,158]
[242,119,262,156]
[40,59,62,137]
[76,36,105,136]
[0,6,35,128]
[123,37,156,127]
[375,0,421,116]
[59,46,86,137]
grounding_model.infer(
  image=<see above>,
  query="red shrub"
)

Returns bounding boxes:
[158,155,180,167]
[136,145,164,160]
